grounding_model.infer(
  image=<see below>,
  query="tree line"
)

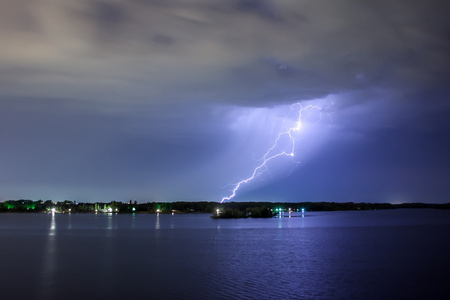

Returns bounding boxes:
[1,199,448,214]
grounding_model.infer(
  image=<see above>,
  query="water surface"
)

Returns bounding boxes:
[0,209,449,299]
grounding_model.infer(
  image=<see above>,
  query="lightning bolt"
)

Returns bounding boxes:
[220,103,323,203]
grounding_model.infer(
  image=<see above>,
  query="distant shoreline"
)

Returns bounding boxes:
[1,200,448,215]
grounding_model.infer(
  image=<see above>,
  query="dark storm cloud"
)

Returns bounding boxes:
[1,0,449,106]
[234,0,281,21]
[1,0,449,202]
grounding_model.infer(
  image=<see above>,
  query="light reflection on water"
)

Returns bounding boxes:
[41,212,56,295]
[155,212,160,229]
[0,210,449,300]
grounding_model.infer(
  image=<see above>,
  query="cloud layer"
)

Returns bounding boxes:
[1,0,449,202]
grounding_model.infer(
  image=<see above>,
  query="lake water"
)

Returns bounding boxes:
[0,209,449,299]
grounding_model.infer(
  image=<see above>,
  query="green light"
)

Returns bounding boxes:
[132,207,136,212]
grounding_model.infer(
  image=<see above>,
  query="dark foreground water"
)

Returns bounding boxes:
[0,209,449,300]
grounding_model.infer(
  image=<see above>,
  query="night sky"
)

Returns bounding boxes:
[1,0,449,203]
